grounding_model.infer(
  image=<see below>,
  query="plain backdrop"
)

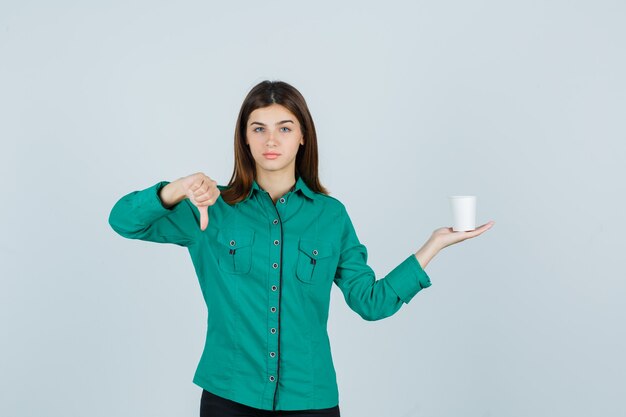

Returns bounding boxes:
[1,1,624,416]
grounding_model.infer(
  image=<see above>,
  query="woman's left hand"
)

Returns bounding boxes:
[431,220,495,251]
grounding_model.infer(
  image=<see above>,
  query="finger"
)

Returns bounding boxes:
[199,205,209,231]
[194,191,213,204]
[466,221,494,237]
[191,178,206,193]
[475,221,495,233]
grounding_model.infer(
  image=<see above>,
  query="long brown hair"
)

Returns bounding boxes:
[220,80,330,205]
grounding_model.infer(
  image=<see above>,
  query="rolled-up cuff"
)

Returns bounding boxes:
[385,253,432,304]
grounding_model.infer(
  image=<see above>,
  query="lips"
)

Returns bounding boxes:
[263,153,281,156]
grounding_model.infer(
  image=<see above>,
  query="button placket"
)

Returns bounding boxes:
[268,213,281,386]
[262,192,285,407]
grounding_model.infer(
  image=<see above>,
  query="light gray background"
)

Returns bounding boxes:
[1,1,624,416]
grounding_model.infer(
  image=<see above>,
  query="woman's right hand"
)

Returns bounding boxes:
[178,172,221,231]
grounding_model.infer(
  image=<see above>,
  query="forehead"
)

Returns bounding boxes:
[248,104,298,124]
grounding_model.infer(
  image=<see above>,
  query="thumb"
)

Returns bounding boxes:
[199,205,209,231]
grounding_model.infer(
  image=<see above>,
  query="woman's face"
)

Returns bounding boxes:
[245,103,304,177]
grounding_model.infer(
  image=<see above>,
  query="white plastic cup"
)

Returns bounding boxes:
[449,196,476,231]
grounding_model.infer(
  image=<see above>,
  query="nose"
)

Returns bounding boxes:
[266,129,278,145]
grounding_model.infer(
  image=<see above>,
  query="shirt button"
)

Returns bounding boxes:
[273,219,279,225]
[269,351,276,357]
[272,262,278,269]
[279,197,285,203]
[269,375,275,382]
[274,239,280,245]
[270,328,276,334]
[230,240,236,246]
[270,307,276,312]
[312,249,318,256]
[271,285,277,291]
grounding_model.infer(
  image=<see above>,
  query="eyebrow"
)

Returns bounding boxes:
[249,120,295,127]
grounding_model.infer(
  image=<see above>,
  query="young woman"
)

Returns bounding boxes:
[108,80,495,417]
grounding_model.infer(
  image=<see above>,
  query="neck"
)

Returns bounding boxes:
[256,171,297,201]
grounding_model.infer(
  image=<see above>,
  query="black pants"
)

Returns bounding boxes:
[200,389,341,417]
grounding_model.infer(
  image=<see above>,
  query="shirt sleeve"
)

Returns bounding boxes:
[333,205,432,321]
[108,181,201,247]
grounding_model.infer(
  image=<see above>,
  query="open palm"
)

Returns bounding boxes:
[433,221,495,250]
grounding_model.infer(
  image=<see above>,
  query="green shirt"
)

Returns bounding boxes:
[108,175,432,411]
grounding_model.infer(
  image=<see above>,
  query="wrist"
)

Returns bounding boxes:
[159,179,187,208]
[414,237,441,270]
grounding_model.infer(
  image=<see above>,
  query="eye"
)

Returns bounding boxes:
[280,127,291,132]
[253,127,263,132]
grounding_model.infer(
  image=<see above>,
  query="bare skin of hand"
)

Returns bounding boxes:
[432,220,495,250]
[179,172,221,231]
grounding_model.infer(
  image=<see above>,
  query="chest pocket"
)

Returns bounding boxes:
[296,238,335,284]
[216,228,255,275]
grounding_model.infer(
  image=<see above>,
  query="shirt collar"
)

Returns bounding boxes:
[245,175,315,202]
